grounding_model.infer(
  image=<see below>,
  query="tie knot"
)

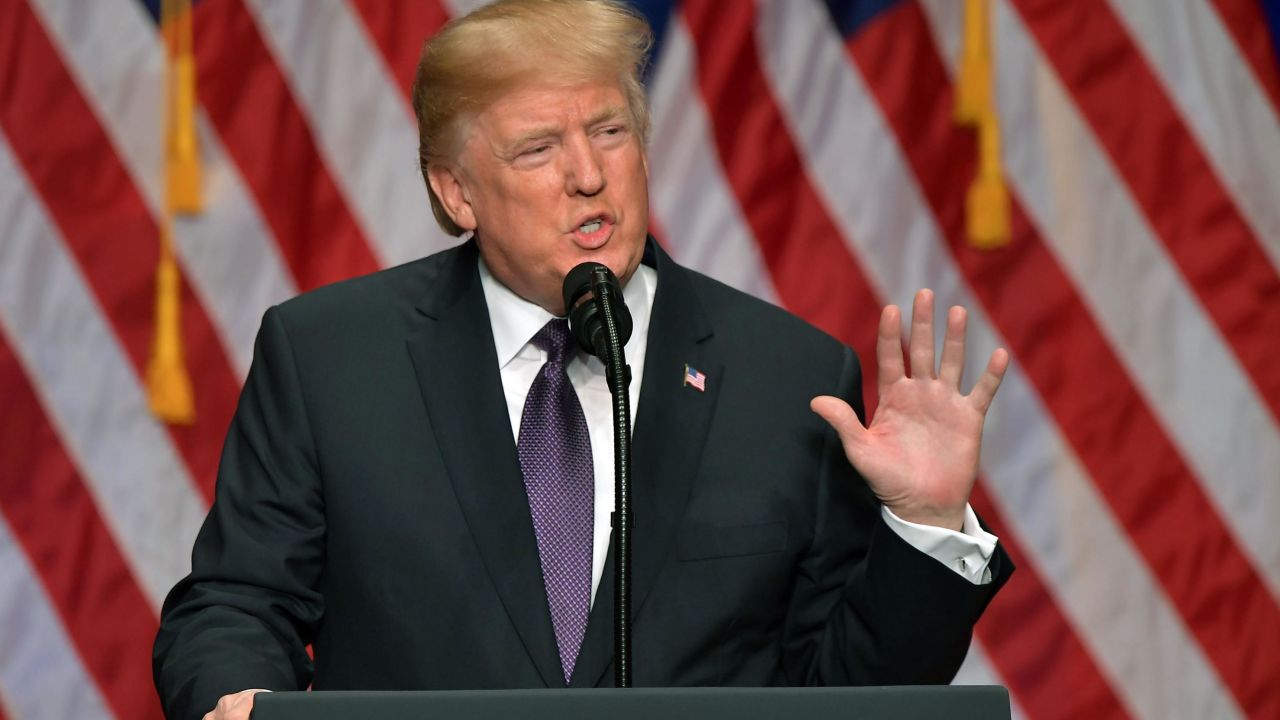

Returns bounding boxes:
[532,319,576,367]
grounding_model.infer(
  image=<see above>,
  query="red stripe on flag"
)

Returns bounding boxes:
[969,483,1132,720]
[1010,0,1280,428]
[681,0,880,414]
[349,0,450,109]
[193,0,381,288]
[0,332,162,720]
[847,4,1280,716]
[1207,0,1280,114]
[0,0,238,500]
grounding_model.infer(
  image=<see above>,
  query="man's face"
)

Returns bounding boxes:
[430,80,650,315]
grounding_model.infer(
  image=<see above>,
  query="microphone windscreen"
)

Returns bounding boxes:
[562,262,632,357]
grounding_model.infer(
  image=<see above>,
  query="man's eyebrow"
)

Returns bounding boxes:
[500,106,630,155]
[586,105,628,127]
[507,125,561,150]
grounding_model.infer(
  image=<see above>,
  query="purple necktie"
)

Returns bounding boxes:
[517,319,593,684]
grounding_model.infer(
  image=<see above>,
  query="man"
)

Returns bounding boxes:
[153,2,1013,719]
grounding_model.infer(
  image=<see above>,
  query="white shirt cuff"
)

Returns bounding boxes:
[881,504,998,585]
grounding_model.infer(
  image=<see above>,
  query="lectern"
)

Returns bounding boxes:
[252,686,1011,720]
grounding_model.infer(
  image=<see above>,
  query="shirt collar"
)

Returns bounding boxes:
[478,254,657,369]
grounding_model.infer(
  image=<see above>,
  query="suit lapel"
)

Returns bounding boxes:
[405,241,563,688]
[571,242,723,687]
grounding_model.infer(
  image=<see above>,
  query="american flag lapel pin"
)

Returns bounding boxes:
[683,364,707,392]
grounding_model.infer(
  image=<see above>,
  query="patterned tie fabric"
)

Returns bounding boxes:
[517,319,594,684]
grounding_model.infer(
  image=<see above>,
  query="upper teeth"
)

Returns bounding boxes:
[580,220,602,233]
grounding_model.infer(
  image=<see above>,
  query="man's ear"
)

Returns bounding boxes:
[427,163,477,232]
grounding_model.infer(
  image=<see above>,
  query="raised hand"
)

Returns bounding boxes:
[811,289,1009,531]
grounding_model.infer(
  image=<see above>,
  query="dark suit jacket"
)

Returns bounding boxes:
[153,239,1011,720]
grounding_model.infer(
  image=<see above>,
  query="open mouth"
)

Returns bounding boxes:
[572,215,614,248]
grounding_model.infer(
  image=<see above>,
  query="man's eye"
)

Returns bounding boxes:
[524,145,550,156]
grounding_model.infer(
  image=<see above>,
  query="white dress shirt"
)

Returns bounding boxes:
[477,259,997,602]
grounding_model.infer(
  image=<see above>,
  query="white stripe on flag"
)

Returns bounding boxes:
[245,0,460,268]
[1104,0,1280,269]
[648,19,782,305]
[0,516,113,720]
[444,0,489,17]
[0,132,206,609]
[753,3,1244,718]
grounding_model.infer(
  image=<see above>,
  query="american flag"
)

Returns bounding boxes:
[0,0,1277,718]
[684,364,707,392]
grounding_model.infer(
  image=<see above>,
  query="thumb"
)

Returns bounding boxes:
[810,395,867,449]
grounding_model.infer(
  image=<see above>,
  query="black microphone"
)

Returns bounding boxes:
[562,262,633,360]
[562,261,635,688]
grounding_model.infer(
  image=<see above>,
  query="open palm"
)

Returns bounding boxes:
[812,290,1009,531]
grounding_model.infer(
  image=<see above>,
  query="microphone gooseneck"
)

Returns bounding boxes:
[562,262,634,688]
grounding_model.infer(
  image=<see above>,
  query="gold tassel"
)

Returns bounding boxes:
[147,0,199,424]
[967,118,1010,248]
[955,0,988,124]
[166,0,202,214]
[146,224,196,424]
[956,0,1010,249]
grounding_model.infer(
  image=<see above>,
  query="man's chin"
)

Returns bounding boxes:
[605,238,648,283]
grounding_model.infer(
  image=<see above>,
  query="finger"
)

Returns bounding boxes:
[810,395,869,452]
[907,288,936,379]
[235,689,267,719]
[209,689,266,720]
[214,693,234,718]
[875,304,905,391]
[223,691,260,720]
[968,348,1010,413]
[938,305,967,389]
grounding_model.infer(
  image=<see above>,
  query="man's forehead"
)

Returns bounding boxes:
[481,82,629,134]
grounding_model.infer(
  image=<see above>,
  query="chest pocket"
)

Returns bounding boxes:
[676,520,787,561]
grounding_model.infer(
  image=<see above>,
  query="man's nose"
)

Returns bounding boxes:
[564,135,605,196]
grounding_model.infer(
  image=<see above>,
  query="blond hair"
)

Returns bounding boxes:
[412,0,654,236]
